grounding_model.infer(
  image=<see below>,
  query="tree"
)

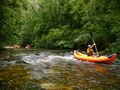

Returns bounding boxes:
[0,0,29,48]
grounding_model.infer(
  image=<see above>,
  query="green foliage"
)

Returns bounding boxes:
[33,25,76,49]
[0,0,120,53]
[106,41,120,53]
[0,0,29,47]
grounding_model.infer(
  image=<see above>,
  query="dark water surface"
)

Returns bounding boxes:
[0,49,120,90]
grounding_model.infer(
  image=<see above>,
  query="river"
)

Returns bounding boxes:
[0,49,120,90]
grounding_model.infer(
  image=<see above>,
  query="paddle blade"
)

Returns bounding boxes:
[89,32,93,38]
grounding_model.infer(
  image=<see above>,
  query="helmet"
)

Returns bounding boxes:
[88,45,91,47]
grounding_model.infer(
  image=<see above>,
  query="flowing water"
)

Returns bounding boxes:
[0,49,120,90]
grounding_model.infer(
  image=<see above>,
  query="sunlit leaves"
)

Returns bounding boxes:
[1,0,120,51]
[0,0,29,47]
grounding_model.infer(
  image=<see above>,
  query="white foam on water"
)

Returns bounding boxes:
[21,52,79,80]
[22,53,76,65]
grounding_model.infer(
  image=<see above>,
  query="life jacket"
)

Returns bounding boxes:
[87,48,94,56]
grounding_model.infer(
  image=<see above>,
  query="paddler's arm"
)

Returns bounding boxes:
[90,43,96,48]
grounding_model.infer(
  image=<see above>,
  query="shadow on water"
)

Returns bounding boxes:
[0,48,120,90]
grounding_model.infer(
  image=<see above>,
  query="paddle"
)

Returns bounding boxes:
[89,32,99,56]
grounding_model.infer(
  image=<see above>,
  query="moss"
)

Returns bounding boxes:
[0,65,31,89]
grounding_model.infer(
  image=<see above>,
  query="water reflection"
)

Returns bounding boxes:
[0,49,120,90]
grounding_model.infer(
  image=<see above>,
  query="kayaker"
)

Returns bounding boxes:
[87,43,95,56]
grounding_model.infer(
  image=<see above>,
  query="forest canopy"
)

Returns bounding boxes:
[0,0,120,53]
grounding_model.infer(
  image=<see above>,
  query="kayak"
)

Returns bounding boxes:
[73,51,117,63]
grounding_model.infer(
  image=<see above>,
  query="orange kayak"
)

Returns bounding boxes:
[73,51,117,63]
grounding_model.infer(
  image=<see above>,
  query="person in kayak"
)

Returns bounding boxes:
[87,43,95,56]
